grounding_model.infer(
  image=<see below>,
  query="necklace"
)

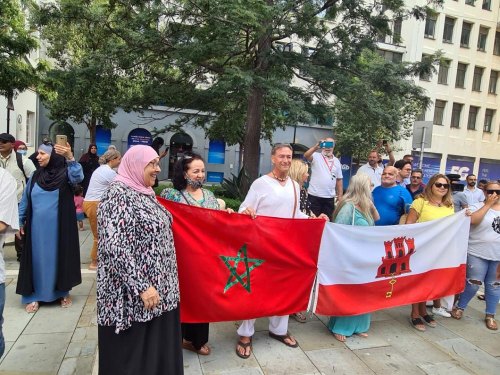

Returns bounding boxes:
[271,171,287,182]
[429,199,442,207]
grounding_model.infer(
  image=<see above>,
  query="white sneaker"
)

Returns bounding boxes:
[432,307,451,318]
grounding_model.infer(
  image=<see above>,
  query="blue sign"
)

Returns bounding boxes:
[445,158,474,181]
[95,125,111,155]
[207,171,224,183]
[127,128,152,148]
[412,155,441,184]
[479,160,500,181]
[208,140,225,164]
[339,155,353,191]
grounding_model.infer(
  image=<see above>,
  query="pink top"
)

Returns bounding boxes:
[74,196,84,213]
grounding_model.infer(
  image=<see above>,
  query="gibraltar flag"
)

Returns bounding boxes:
[157,198,326,323]
[315,212,470,316]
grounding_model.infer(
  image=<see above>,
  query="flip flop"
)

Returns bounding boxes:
[485,316,498,331]
[60,296,72,308]
[268,331,299,348]
[291,312,307,323]
[235,337,252,359]
[182,341,211,355]
[25,302,39,313]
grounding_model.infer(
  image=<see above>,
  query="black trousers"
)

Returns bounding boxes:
[182,322,209,350]
[308,194,335,219]
[99,308,183,375]
[14,234,23,261]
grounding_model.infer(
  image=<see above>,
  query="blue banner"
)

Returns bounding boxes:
[445,158,474,181]
[208,140,225,164]
[95,125,111,155]
[127,128,152,148]
[478,160,500,181]
[412,155,441,184]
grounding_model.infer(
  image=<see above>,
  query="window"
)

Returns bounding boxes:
[460,22,472,47]
[451,103,463,128]
[472,66,484,91]
[392,17,402,43]
[482,0,491,10]
[477,27,488,52]
[484,109,494,132]
[455,63,467,88]
[416,108,426,121]
[438,60,450,84]
[494,32,500,55]
[467,106,479,130]
[26,111,35,145]
[377,49,403,63]
[419,54,432,81]
[433,100,446,125]
[424,15,437,38]
[443,17,455,43]
[465,0,475,5]
[489,70,498,94]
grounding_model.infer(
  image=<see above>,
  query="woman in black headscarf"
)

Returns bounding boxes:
[16,140,83,313]
[79,144,99,195]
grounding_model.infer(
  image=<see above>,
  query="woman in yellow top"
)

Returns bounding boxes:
[405,174,454,332]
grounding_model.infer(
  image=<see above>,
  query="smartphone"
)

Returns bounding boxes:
[319,141,334,148]
[56,135,67,146]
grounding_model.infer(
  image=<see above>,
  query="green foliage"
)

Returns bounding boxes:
[220,168,250,201]
[0,0,43,97]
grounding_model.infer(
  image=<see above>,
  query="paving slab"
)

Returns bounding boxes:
[436,337,500,375]
[354,346,426,375]
[305,347,375,375]
[0,332,72,374]
[418,361,476,375]
[183,350,203,375]
[58,355,95,375]
[288,319,342,351]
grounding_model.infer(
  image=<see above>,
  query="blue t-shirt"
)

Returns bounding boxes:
[373,185,413,226]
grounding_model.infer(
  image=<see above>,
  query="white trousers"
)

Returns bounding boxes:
[237,315,289,337]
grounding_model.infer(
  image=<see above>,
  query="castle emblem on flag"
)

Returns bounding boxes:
[376,237,416,298]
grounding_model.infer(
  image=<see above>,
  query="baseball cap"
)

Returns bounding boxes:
[0,133,16,143]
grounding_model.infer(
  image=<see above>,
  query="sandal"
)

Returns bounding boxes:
[25,301,39,313]
[268,331,299,348]
[410,317,426,332]
[485,316,498,331]
[235,337,252,359]
[356,332,369,338]
[333,333,346,342]
[477,294,485,301]
[60,296,72,308]
[451,307,463,320]
[182,340,211,355]
[291,312,307,323]
[422,314,437,328]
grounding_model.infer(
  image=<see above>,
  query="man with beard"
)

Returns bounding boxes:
[304,137,343,218]
[464,174,485,205]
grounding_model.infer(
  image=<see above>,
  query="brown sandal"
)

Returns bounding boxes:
[451,307,463,320]
[485,316,498,330]
[182,340,211,355]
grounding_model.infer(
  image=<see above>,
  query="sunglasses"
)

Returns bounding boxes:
[43,140,53,146]
[487,190,500,195]
[434,182,450,189]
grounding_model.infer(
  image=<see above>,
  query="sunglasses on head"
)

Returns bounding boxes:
[434,182,450,189]
[487,190,500,195]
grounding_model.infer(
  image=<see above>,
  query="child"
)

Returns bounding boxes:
[74,185,85,231]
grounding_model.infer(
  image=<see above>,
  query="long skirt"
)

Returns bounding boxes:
[98,307,183,375]
[182,322,209,350]
[327,314,371,337]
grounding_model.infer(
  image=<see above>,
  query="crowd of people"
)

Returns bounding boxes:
[0,133,499,374]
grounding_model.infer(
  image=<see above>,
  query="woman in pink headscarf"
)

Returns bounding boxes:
[96,145,182,375]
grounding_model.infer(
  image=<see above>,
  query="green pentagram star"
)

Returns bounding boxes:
[220,244,265,293]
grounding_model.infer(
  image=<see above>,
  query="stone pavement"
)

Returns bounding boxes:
[0,225,499,374]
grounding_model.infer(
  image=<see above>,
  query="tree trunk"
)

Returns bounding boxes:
[88,116,97,145]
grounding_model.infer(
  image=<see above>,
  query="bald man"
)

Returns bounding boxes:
[372,166,413,226]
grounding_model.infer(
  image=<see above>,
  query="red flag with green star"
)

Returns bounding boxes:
[157,198,325,323]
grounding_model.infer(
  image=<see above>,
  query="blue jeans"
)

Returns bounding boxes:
[456,254,500,315]
[0,283,5,358]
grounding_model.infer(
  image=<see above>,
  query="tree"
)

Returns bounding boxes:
[32,0,149,143]
[104,0,443,190]
[0,0,43,102]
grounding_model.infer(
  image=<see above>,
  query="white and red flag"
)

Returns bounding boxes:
[314,212,470,316]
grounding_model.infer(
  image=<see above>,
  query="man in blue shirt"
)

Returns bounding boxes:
[373,166,413,226]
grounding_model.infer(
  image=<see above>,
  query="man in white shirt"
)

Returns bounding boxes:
[357,150,383,188]
[236,143,307,359]
[0,168,20,358]
[464,174,485,205]
[303,138,343,218]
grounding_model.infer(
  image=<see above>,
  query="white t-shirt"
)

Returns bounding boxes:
[0,169,20,283]
[84,164,117,201]
[239,175,307,218]
[357,163,383,188]
[468,203,500,261]
[308,152,343,198]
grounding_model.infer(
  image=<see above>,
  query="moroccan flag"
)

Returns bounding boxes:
[315,212,470,316]
[157,197,326,323]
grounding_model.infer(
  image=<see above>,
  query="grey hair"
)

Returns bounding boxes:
[99,149,121,165]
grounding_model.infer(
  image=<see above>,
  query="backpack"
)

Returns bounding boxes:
[16,152,28,181]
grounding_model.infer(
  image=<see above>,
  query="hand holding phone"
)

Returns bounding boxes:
[56,135,67,146]
[319,141,334,148]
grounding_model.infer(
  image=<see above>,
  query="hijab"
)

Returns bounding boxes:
[115,145,159,196]
[32,144,68,191]
[79,144,99,163]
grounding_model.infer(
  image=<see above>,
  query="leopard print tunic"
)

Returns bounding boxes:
[97,181,180,333]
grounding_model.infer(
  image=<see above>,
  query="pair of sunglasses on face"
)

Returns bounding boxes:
[487,190,500,195]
